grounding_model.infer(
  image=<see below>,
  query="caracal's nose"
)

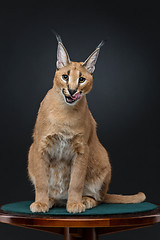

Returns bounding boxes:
[68,88,77,96]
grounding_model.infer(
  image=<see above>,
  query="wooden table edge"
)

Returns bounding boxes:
[0,204,160,228]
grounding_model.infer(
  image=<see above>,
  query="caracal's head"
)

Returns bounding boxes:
[53,34,104,105]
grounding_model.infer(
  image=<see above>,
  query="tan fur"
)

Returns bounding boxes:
[28,39,146,213]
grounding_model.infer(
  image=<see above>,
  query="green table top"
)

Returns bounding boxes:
[1,201,158,216]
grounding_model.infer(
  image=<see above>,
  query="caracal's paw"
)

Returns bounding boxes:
[30,202,49,213]
[82,196,98,209]
[67,202,86,213]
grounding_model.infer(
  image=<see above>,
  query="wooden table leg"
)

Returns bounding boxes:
[64,227,98,240]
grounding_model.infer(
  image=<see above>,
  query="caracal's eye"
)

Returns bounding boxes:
[61,74,69,81]
[79,77,86,83]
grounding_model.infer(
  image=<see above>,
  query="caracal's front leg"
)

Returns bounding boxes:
[29,145,50,213]
[67,139,89,213]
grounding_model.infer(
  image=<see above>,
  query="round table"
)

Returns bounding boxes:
[0,203,160,240]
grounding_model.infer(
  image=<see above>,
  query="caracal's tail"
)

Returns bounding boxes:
[103,192,146,204]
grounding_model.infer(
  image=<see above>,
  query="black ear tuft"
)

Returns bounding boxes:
[51,29,63,44]
[96,40,107,49]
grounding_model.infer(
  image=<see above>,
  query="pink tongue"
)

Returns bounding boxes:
[71,92,81,100]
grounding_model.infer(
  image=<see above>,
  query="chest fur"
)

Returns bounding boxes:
[45,134,76,199]
[45,134,75,161]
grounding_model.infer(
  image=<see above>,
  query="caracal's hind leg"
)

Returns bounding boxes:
[82,196,98,209]
[83,140,112,206]
[48,197,55,209]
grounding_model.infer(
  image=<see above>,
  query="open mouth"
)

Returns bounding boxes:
[62,89,82,104]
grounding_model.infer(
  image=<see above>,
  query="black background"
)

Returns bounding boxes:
[0,5,160,240]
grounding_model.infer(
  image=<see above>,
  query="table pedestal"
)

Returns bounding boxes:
[64,228,97,240]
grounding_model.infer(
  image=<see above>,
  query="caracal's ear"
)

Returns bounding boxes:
[82,40,105,74]
[55,33,71,69]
